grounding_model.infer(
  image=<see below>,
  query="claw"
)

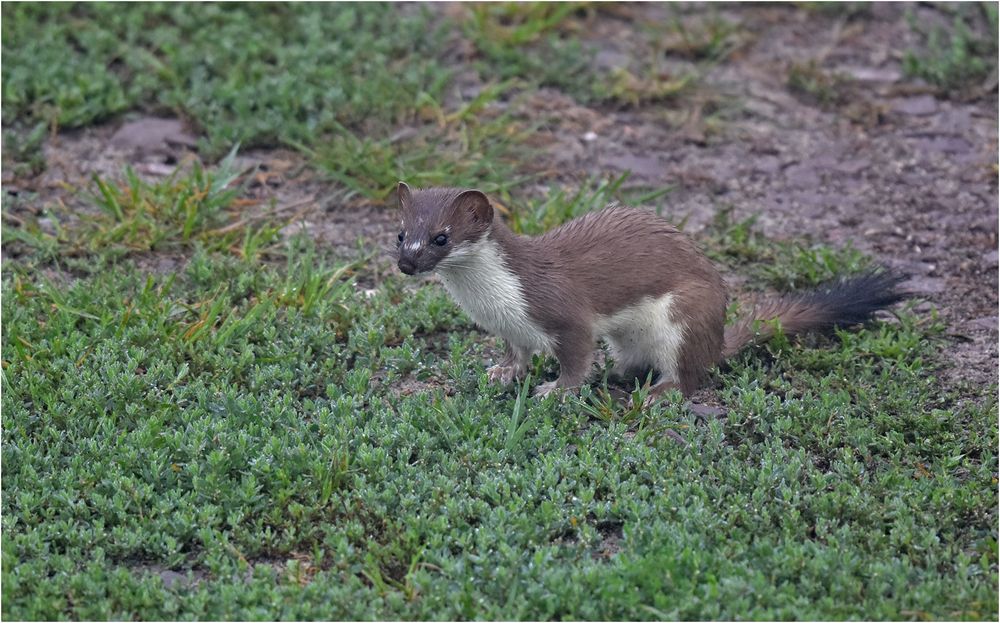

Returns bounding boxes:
[532,381,559,398]
[487,364,521,385]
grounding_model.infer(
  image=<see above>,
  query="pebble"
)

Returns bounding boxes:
[686,403,726,419]
[158,570,189,590]
[892,95,938,116]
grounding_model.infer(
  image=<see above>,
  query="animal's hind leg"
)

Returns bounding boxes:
[648,377,684,398]
[642,338,715,405]
[605,338,639,381]
[632,367,685,408]
[635,334,691,406]
[611,340,668,406]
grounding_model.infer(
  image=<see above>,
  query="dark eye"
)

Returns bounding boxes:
[433,234,448,246]
[397,231,405,243]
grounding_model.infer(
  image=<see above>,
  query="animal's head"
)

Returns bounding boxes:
[394,182,494,275]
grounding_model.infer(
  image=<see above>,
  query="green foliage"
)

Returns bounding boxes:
[459,4,737,107]
[1,122,48,177]
[703,208,870,289]
[795,2,873,19]
[4,158,997,617]
[593,9,745,107]
[600,68,695,108]
[462,2,600,103]
[307,83,537,202]
[87,147,243,250]
[787,61,854,109]
[1,3,449,156]
[661,12,743,62]
[1,147,286,272]
[904,3,999,94]
[4,237,997,619]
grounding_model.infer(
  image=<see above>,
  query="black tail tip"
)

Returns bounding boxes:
[810,267,909,327]
[836,267,909,298]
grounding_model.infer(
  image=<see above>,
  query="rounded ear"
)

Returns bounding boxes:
[397,181,412,210]
[451,189,493,225]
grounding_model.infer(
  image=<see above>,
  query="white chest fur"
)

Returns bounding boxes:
[435,237,554,354]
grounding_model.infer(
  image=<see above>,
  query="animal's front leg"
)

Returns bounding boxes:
[487,343,531,386]
[533,327,594,398]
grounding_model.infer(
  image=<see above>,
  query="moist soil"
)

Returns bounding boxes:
[3,2,996,403]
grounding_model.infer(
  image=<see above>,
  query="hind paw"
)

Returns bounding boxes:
[487,364,523,385]
[532,381,562,398]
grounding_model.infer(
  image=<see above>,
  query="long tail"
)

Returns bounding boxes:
[722,269,908,360]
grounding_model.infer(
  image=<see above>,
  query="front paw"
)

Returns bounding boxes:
[487,364,522,385]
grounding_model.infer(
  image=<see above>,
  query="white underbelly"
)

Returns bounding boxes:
[595,294,686,379]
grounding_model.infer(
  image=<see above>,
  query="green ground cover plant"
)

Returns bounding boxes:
[4,156,997,620]
[2,2,997,621]
[904,2,999,95]
[2,3,450,156]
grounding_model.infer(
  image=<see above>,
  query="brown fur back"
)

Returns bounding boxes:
[495,206,724,318]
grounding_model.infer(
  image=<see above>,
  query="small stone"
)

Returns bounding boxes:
[686,403,726,419]
[841,66,902,83]
[752,155,782,174]
[279,220,314,239]
[966,316,998,332]
[594,50,630,71]
[135,162,177,177]
[834,158,871,176]
[109,117,197,155]
[902,275,947,294]
[37,217,56,235]
[601,154,662,179]
[784,163,820,188]
[582,131,598,142]
[913,136,973,155]
[159,570,188,589]
[892,95,938,116]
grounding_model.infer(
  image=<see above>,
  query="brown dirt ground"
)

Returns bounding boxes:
[3,3,996,403]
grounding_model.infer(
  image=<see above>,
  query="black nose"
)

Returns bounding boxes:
[398,258,416,275]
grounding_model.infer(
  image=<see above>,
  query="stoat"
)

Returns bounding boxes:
[394,183,905,400]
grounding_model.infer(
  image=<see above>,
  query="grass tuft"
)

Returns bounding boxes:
[787,61,854,109]
[703,208,871,289]
[904,3,999,95]
[307,83,538,202]
[1,3,449,156]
